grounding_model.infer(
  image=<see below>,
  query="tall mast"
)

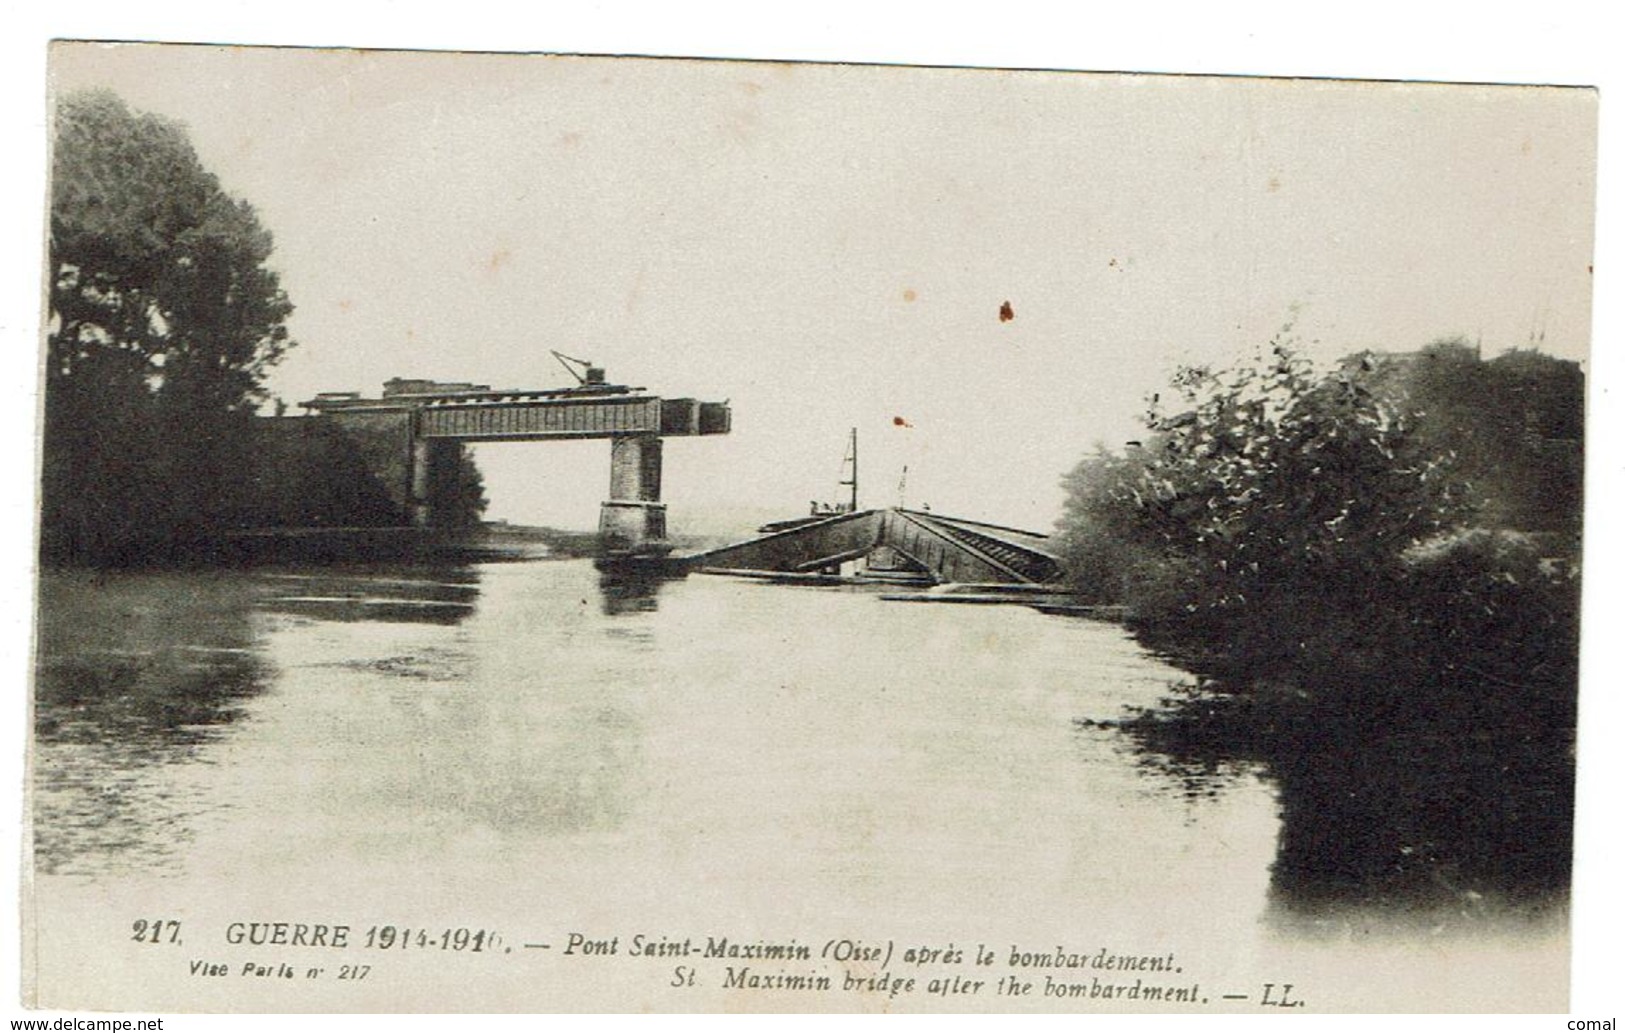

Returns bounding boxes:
[838,427,858,512]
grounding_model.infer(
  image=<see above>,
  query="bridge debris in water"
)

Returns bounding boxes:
[689,508,1079,609]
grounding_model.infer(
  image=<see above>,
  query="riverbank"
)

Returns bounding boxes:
[44,523,737,569]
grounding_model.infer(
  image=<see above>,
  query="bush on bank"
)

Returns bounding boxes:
[1055,334,1583,706]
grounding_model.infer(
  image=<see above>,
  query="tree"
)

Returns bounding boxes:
[1068,336,1583,910]
[1054,443,1165,605]
[44,90,294,562]
[1058,330,1582,694]
[1398,340,1584,533]
[1058,331,1472,679]
[445,449,490,529]
[1135,336,1461,605]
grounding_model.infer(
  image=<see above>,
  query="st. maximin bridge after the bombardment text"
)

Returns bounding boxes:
[299,357,1063,589]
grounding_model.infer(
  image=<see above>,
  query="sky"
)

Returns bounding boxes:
[47,43,1597,534]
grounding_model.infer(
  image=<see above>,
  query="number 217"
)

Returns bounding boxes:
[131,919,181,945]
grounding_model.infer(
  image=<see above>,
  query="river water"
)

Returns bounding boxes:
[27,558,1567,1012]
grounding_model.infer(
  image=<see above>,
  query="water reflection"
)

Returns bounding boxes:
[32,563,489,875]
[32,571,269,875]
[38,557,1572,935]
[1264,709,1572,935]
[32,556,1298,991]
[260,565,480,625]
[1115,678,1573,932]
[595,569,667,616]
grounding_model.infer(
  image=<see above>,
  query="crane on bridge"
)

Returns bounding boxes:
[297,364,731,561]
[551,349,611,390]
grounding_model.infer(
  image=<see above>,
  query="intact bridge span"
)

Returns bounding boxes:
[303,373,730,556]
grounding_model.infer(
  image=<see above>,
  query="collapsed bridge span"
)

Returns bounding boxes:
[690,508,1062,585]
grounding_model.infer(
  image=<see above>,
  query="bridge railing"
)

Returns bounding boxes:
[419,396,663,439]
[881,510,1030,584]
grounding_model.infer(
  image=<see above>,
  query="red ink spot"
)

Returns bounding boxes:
[999,300,1014,322]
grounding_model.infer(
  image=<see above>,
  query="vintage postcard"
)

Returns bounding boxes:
[24,42,1595,1013]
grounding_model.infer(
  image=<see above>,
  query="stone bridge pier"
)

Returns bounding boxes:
[599,433,667,555]
[409,437,464,530]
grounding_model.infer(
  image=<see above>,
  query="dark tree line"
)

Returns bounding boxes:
[43,90,487,564]
[44,90,294,563]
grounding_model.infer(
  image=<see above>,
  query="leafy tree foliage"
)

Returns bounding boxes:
[446,450,490,529]
[1057,331,1580,691]
[50,90,292,404]
[1066,332,1584,909]
[1064,333,1463,632]
[1054,444,1167,606]
[44,90,294,562]
[1397,340,1584,533]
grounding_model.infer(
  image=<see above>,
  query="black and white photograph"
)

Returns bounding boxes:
[10,21,1609,1019]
